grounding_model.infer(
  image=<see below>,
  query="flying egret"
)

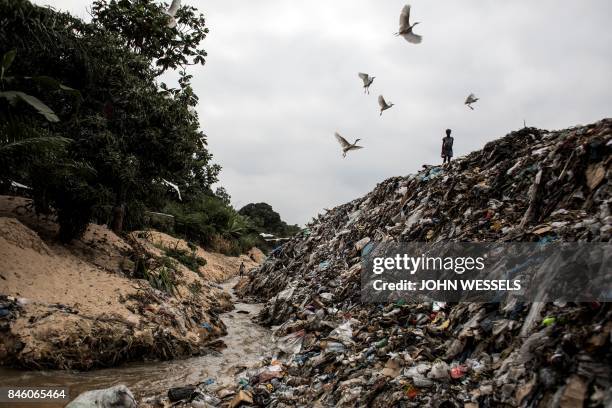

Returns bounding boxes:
[335,132,363,158]
[161,178,182,200]
[395,5,422,44]
[358,73,375,94]
[378,95,395,116]
[165,0,181,28]
[465,93,479,110]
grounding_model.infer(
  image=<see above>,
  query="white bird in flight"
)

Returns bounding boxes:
[358,73,375,94]
[165,0,181,28]
[378,95,395,116]
[161,178,182,200]
[465,93,479,110]
[395,5,422,44]
[335,132,363,158]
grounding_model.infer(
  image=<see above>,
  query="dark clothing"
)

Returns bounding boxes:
[442,136,454,164]
[441,136,454,157]
[239,263,245,277]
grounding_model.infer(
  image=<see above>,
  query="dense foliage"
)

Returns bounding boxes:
[239,202,300,237]
[92,0,208,74]
[0,0,299,253]
[162,192,251,255]
[0,0,217,239]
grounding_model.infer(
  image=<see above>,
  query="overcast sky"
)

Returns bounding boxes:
[34,0,612,225]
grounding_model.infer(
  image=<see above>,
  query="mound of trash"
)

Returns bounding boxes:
[236,120,611,407]
[0,197,259,370]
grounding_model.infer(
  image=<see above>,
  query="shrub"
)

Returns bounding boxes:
[164,246,206,273]
[144,256,178,295]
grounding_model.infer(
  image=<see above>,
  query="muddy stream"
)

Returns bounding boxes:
[0,277,273,404]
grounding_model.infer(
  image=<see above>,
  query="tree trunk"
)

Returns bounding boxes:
[111,203,125,233]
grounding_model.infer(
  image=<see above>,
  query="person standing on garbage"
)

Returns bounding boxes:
[441,129,454,164]
[239,261,245,277]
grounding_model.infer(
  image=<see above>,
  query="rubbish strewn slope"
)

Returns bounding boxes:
[0,196,259,370]
[238,120,611,407]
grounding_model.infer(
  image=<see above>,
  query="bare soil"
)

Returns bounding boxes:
[0,196,262,370]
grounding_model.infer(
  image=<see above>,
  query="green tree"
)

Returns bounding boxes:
[214,186,231,205]
[92,0,208,74]
[0,49,73,169]
[0,48,97,239]
[239,202,300,237]
[0,0,219,239]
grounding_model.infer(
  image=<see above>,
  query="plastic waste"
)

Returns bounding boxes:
[234,119,612,408]
[168,386,196,402]
[66,385,136,408]
[323,341,346,353]
[276,329,305,355]
[328,320,354,345]
[450,365,468,379]
[428,361,451,380]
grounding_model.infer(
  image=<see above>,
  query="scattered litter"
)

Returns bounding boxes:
[234,121,611,407]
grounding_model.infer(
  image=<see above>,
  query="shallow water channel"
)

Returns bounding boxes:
[0,277,273,405]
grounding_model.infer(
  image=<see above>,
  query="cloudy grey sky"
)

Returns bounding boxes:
[35,0,612,225]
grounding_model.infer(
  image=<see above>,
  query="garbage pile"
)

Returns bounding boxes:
[236,120,612,407]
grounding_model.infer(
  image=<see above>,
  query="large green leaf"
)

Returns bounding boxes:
[28,76,79,92]
[0,136,71,154]
[0,90,60,122]
[1,49,16,80]
[28,76,83,102]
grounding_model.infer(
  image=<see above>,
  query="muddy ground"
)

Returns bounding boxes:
[0,277,273,406]
[0,195,261,370]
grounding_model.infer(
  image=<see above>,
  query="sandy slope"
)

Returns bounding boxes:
[133,230,261,283]
[0,196,262,370]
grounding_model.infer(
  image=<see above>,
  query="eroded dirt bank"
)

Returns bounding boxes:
[0,277,272,404]
[0,195,261,370]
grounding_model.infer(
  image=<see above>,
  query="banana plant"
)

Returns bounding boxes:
[0,50,81,123]
[0,50,77,155]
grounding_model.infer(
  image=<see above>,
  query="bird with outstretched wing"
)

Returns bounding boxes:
[396,5,422,44]
[358,73,375,94]
[378,95,395,116]
[335,132,363,158]
[465,93,479,110]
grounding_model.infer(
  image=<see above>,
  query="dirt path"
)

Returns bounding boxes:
[0,277,272,405]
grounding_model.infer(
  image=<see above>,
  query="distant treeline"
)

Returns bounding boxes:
[0,0,297,254]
